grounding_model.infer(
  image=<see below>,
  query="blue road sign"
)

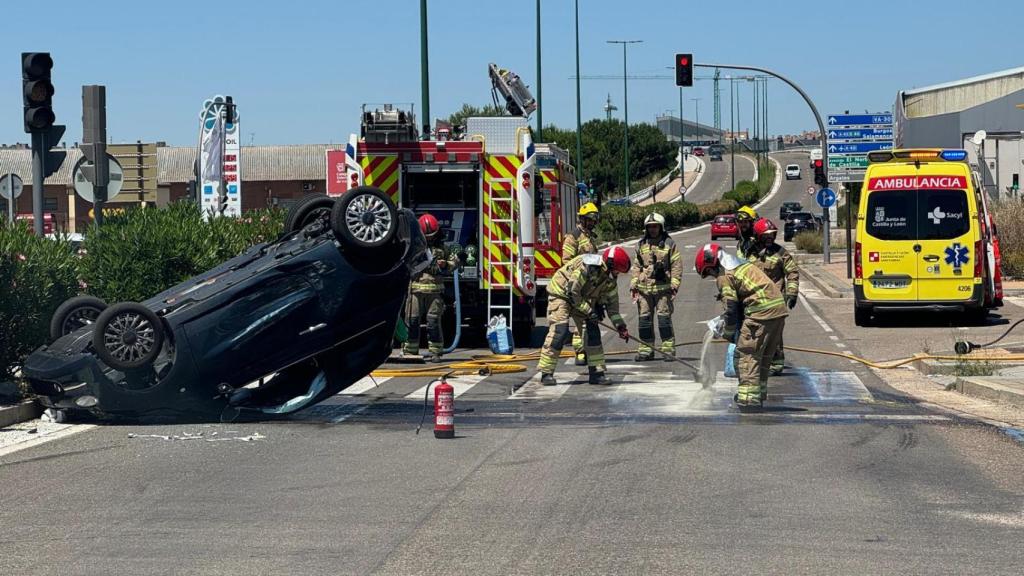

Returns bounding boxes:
[828,142,893,154]
[827,128,893,140]
[817,188,836,208]
[827,114,893,126]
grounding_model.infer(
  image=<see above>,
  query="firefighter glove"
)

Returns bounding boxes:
[722,330,736,343]
[617,324,630,342]
[630,288,639,302]
[786,295,798,309]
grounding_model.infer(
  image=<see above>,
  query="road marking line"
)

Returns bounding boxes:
[340,376,392,396]
[406,374,486,399]
[829,335,840,341]
[835,343,848,349]
[799,294,834,333]
[801,371,873,402]
[510,371,580,400]
[0,423,97,458]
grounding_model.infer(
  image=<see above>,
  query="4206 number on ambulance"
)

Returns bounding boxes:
[853,148,1003,326]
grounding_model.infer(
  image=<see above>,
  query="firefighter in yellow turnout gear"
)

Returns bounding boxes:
[403,214,458,362]
[750,218,800,375]
[630,213,683,361]
[562,202,601,367]
[735,205,758,259]
[694,242,788,410]
[539,246,631,386]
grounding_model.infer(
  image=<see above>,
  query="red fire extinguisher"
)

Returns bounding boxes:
[434,378,455,439]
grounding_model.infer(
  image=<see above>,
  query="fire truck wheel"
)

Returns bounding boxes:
[331,186,398,250]
[284,194,336,234]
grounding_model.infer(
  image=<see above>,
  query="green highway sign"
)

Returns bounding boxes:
[828,156,869,169]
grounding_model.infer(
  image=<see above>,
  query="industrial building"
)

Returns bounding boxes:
[895,66,1024,200]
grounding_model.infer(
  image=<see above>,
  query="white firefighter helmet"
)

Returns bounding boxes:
[644,212,666,229]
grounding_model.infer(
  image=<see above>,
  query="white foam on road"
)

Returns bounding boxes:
[802,371,873,402]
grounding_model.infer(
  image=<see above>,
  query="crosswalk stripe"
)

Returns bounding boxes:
[340,376,392,396]
[510,371,582,400]
[800,371,873,402]
[406,374,487,399]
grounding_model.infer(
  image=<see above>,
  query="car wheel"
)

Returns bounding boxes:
[854,306,872,327]
[284,194,336,234]
[50,295,108,341]
[331,186,398,250]
[92,302,165,371]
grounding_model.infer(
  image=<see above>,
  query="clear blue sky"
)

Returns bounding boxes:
[2,0,1022,147]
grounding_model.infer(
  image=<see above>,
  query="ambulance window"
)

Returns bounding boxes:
[919,189,969,240]
[866,191,915,241]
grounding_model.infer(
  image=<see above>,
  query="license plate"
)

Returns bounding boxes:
[871,279,909,289]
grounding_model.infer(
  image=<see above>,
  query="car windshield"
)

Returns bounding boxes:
[787,165,799,170]
[866,188,969,241]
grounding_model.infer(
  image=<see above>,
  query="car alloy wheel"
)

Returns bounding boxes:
[345,193,393,245]
[92,302,166,371]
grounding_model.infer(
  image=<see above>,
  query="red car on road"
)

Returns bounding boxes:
[693,147,705,157]
[710,214,740,240]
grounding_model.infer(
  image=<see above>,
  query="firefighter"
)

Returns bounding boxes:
[735,205,758,259]
[539,246,631,386]
[694,242,788,410]
[562,202,601,366]
[403,214,458,362]
[630,212,683,361]
[750,218,800,376]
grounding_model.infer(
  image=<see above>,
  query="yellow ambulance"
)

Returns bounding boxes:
[854,149,1001,326]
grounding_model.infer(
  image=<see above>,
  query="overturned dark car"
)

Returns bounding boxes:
[23,187,429,422]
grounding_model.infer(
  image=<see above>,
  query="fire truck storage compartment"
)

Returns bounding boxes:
[402,163,480,208]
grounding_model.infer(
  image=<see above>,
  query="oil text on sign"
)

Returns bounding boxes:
[868,176,967,190]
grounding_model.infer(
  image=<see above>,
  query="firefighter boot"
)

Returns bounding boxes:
[541,373,558,386]
[588,366,610,385]
[572,331,587,366]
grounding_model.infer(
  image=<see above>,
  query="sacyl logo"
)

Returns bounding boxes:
[928,206,946,225]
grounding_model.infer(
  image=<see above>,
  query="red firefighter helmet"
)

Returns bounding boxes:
[603,246,631,274]
[418,214,440,238]
[753,217,778,240]
[694,242,723,278]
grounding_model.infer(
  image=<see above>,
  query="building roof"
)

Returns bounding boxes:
[900,65,1024,119]
[0,144,332,187]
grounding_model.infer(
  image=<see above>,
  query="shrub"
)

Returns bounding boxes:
[793,231,823,253]
[78,202,285,303]
[0,222,81,379]
[1002,251,1024,278]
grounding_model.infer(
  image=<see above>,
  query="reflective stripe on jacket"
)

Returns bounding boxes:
[548,254,624,325]
[561,225,598,262]
[630,233,683,294]
[411,245,458,293]
[717,261,787,335]
[751,242,799,298]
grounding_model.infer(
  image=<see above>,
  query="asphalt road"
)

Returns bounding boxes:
[2,151,1023,575]
[684,153,756,205]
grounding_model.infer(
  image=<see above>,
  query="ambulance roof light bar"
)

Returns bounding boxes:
[867,149,969,163]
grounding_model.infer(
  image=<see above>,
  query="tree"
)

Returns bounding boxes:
[447,103,506,127]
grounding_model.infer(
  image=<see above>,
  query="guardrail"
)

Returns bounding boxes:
[625,167,680,205]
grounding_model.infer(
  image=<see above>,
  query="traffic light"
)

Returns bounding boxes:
[813,158,827,187]
[675,53,693,87]
[22,52,55,133]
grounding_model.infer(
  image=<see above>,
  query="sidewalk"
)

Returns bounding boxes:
[639,166,700,205]
[795,250,853,298]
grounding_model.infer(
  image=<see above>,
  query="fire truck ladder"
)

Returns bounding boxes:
[486,183,517,328]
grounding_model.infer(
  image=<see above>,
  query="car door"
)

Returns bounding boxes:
[862,189,918,301]
[916,187,975,302]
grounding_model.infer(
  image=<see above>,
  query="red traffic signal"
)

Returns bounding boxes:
[813,159,823,168]
[675,53,693,87]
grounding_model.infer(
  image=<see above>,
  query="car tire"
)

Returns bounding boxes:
[331,186,399,250]
[854,306,872,327]
[50,295,108,341]
[284,194,336,234]
[92,302,165,371]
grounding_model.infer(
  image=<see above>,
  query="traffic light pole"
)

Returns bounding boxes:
[30,132,44,236]
[695,62,830,263]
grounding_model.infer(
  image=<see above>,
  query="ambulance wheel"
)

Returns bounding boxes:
[284,194,335,233]
[331,186,398,251]
[854,306,872,327]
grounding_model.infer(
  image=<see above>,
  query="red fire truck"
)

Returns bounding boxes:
[329,107,578,344]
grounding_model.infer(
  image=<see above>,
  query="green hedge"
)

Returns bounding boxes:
[79,202,284,303]
[0,222,81,379]
[1,202,284,379]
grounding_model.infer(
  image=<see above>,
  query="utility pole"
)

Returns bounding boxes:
[713,68,721,130]
[574,0,582,179]
[536,0,542,141]
[419,0,431,139]
[607,39,642,195]
[730,76,736,191]
[691,98,702,144]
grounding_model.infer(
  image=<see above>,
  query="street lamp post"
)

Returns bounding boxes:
[691,98,702,144]
[608,39,642,196]
[574,0,582,179]
[730,76,736,191]
[536,0,542,141]
[419,0,430,139]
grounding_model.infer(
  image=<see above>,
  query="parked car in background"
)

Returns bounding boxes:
[785,164,802,180]
[779,201,802,219]
[783,211,819,241]
[711,214,740,240]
